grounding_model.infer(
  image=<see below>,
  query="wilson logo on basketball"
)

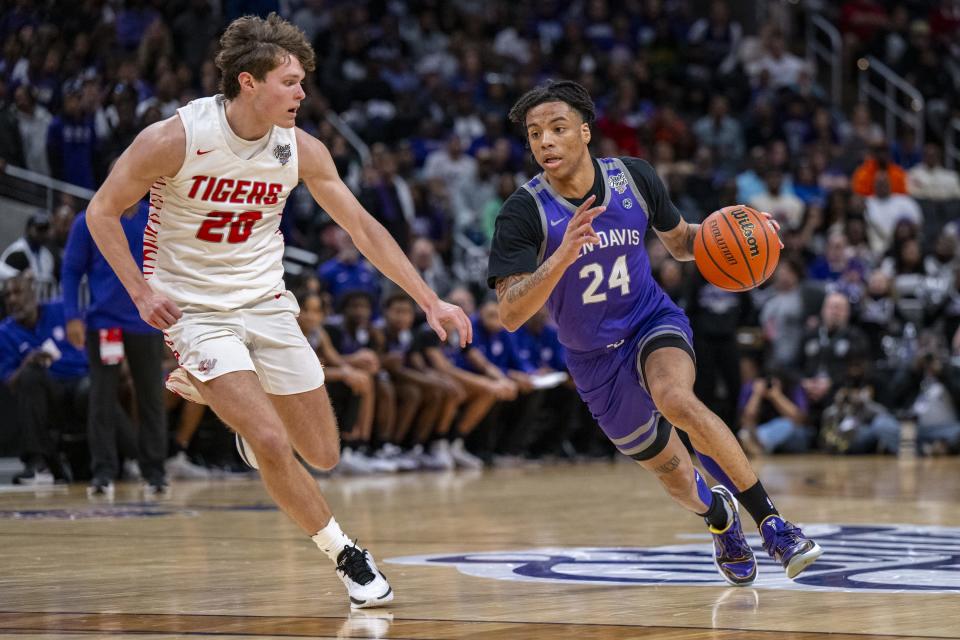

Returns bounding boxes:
[388,524,960,593]
[731,208,760,258]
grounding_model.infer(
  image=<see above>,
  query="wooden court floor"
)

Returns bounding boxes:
[1,455,959,639]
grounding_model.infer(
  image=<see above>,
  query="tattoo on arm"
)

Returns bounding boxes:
[685,224,698,254]
[654,454,681,474]
[496,266,549,305]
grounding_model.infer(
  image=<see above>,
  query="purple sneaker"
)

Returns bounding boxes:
[709,486,757,586]
[760,515,823,579]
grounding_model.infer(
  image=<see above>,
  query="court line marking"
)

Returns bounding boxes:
[0,611,950,640]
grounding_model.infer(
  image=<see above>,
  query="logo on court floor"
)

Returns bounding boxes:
[387,525,960,593]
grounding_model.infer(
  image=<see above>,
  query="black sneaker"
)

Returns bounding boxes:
[335,544,394,609]
[142,479,171,499]
[12,466,54,486]
[87,477,115,499]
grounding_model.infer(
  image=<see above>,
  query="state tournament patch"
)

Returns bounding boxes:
[273,143,291,166]
[608,172,628,195]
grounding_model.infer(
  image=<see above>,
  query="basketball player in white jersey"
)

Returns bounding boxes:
[85,13,472,609]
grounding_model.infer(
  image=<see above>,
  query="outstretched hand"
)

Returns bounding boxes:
[425,299,473,348]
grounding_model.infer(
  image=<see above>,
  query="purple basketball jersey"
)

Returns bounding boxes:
[524,157,683,353]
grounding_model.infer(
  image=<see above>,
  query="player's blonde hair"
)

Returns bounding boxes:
[215,12,316,99]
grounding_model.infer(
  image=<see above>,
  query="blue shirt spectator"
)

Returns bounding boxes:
[513,315,566,372]
[47,90,97,189]
[317,255,382,305]
[0,300,88,383]
[468,313,534,375]
[61,202,155,334]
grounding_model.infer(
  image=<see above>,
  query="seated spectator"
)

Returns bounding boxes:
[887,336,960,455]
[799,291,871,429]
[865,172,923,255]
[808,231,866,284]
[738,359,811,456]
[748,168,805,230]
[316,227,382,306]
[819,376,901,454]
[298,290,390,475]
[852,141,908,196]
[414,303,513,468]
[0,271,89,484]
[1,212,57,297]
[692,95,744,167]
[324,290,399,473]
[746,29,810,89]
[907,143,960,201]
[378,292,467,469]
[408,237,453,298]
[760,260,808,368]
[856,270,903,358]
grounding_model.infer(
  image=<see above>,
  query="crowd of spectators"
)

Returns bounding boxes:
[1,0,960,486]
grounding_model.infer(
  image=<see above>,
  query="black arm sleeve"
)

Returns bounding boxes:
[486,188,545,289]
[622,157,682,233]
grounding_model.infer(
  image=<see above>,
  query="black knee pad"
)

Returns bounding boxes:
[628,415,674,462]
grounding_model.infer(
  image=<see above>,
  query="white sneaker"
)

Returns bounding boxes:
[428,440,455,470]
[450,438,484,469]
[375,444,418,471]
[165,367,207,405]
[410,443,447,471]
[363,453,399,474]
[335,544,394,609]
[167,451,211,479]
[338,447,374,475]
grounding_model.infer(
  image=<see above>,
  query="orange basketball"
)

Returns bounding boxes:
[693,205,780,292]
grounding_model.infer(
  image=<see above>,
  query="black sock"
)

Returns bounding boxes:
[698,490,730,530]
[735,480,779,527]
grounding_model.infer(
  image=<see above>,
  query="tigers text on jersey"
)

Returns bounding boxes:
[143,95,298,311]
[524,157,683,353]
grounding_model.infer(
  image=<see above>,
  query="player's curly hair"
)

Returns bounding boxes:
[216,12,316,99]
[508,80,596,129]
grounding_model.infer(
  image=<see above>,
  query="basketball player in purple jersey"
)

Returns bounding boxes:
[488,81,822,584]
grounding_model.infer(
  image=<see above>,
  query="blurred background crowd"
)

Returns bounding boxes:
[1,0,959,487]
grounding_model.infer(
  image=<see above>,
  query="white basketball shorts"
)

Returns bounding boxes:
[163,290,324,395]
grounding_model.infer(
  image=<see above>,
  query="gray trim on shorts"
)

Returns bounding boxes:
[634,327,695,392]
[616,414,662,456]
[609,414,658,446]
[521,182,550,265]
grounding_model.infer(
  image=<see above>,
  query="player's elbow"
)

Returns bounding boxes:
[498,308,523,332]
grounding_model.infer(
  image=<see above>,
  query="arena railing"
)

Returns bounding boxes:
[857,55,925,150]
[0,163,95,212]
[806,13,842,107]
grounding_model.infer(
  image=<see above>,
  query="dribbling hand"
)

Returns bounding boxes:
[135,290,183,330]
[757,211,785,249]
[557,194,605,267]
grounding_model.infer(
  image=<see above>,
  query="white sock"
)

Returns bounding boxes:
[311,517,353,561]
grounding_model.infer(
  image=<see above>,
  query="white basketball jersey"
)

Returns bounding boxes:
[144,95,298,312]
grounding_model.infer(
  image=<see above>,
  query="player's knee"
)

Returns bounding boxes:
[310,446,339,471]
[245,426,292,466]
[653,386,698,427]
